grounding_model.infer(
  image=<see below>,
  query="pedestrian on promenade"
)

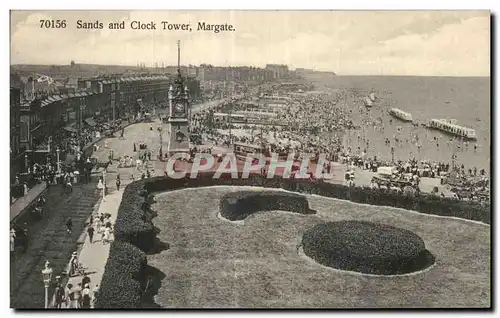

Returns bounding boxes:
[73,283,82,308]
[133,143,137,152]
[116,175,121,191]
[87,225,95,243]
[65,283,73,308]
[99,224,106,243]
[81,284,92,309]
[10,228,15,254]
[82,274,91,287]
[92,284,99,307]
[54,276,64,309]
[103,227,111,245]
[93,216,101,240]
[66,218,73,234]
[69,251,78,277]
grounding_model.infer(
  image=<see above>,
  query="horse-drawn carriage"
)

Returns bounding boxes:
[30,196,47,220]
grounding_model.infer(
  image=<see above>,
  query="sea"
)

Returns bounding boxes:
[306,74,491,172]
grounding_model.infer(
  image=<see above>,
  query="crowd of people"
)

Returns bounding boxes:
[186,83,490,202]
[11,114,133,204]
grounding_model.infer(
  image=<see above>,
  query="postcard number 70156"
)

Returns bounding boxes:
[39,20,67,29]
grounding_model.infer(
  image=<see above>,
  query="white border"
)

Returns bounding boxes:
[2,1,497,317]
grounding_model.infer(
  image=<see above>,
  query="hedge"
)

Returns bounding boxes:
[113,181,157,251]
[220,190,315,221]
[95,241,148,308]
[103,170,489,306]
[143,172,490,223]
[302,221,435,275]
[113,171,489,254]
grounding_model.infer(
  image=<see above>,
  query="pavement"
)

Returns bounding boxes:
[62,189,124,308]
[55,120,166,309]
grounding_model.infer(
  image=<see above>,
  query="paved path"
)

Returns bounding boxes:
[63,190,124,308]
[55,121,166,308]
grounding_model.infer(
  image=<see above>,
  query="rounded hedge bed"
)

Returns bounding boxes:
[220,190,316,221]
[302,220,435,275]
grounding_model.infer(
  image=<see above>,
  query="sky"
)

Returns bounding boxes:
[10,10,490,76]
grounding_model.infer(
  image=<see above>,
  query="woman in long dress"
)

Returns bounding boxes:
[93,216,101,241]
[97,179,104,196]
[103,227,111,244]
[10,228,16,253]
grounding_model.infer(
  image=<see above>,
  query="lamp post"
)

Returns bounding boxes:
[56,147,61,173]
[25,153,28,173]
[391,146,395,163]
[41,260,53,309]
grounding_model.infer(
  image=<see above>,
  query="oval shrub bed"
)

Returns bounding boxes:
[302,220,435,275]
[220,190,316,221]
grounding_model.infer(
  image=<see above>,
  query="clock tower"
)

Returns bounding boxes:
[167,41,190,155]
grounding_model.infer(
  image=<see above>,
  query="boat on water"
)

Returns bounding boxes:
[426,118,477,140]
[388,108,413,122]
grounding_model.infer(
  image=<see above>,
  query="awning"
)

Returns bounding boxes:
[63,126,78,133]
[84,118,97,127]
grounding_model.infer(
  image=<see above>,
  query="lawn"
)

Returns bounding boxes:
[147,186,490,308]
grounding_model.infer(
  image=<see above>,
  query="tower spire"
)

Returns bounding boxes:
[177,40,181,70]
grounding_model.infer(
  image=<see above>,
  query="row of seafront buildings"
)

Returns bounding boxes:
[196,64,291,82]
[154,64,291,82]
[9,63,295,174]
[9,73,200,173]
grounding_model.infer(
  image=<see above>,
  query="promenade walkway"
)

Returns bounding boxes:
[56,121,150,308]
[61,188,124,308]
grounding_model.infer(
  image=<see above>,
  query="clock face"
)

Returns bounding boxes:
[175,103,184,114]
